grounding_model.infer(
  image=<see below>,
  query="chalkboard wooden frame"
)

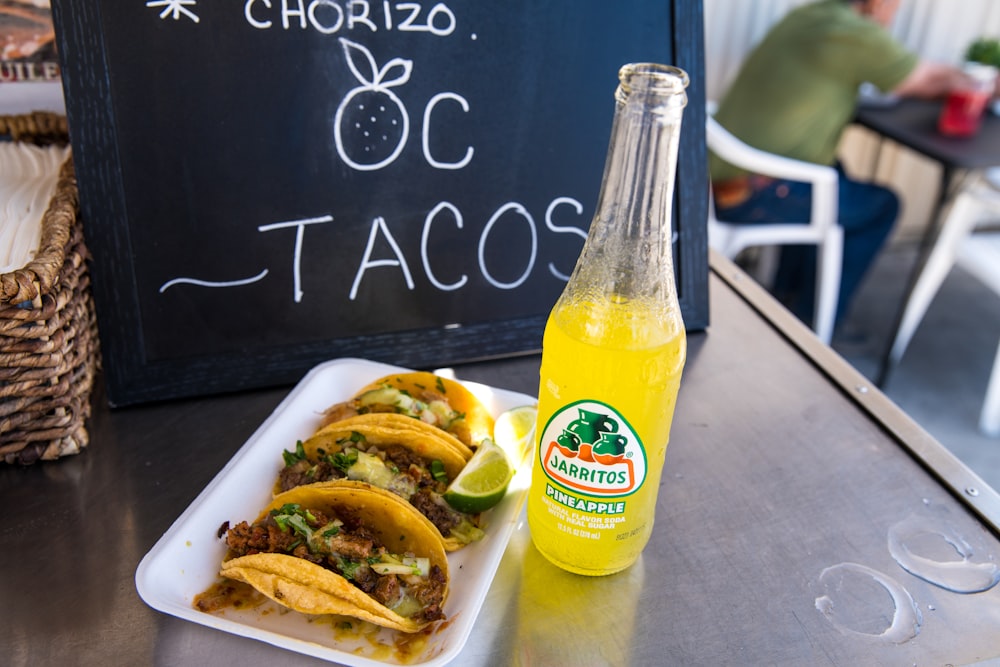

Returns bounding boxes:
[51,1,708,407]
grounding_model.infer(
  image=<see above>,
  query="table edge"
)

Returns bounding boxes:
[710,249,1000,534]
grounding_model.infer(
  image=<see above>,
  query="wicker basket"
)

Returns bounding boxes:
[0,112,100,465]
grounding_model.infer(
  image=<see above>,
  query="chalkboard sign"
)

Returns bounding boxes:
[51,1,708,406]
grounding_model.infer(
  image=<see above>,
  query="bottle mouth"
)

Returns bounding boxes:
[616,63,689,105]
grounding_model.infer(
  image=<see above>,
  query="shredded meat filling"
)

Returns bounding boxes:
[277,459,345,493]
[371,573,402,607]
[408,487,462,534]
[409,565,448,622]
[382,445,440,488]
[320,402,359,426]
[223,506,446,622]
[323,529,377,561]
[227,519,302,556]
[277,441,478,543]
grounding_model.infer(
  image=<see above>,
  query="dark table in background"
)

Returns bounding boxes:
[855,97,1000,176]
[4,253,1000,666]
[854,97,1000,384]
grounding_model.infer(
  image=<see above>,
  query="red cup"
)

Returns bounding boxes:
[938,88,992,136]
[938,63,997,138]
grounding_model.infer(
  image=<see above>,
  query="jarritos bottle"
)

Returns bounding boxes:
[527,63,688,576]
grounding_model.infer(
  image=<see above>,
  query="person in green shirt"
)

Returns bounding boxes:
[710,0,974,333]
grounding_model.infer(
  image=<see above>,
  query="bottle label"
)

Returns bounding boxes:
[538,400,647,500]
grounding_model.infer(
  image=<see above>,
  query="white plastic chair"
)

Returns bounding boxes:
[706,112,843,343]
[884,176,1000,436]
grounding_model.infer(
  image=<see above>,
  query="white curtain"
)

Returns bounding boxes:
[704,0,1000,102]
[704,0,810,102]
[892,0,1000,60]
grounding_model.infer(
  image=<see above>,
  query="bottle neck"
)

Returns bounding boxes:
[573,64,688,301]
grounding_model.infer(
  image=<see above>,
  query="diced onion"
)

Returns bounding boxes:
[372,557,429,577]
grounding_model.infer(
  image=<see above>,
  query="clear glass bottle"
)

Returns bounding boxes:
[526,63,688,576]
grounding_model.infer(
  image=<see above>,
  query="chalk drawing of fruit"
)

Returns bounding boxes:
[334,38,412,171]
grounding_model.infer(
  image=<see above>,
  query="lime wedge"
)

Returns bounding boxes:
[493,405,538,463]
[443,437,514,513]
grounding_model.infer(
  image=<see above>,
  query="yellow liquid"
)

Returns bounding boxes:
[527,297,685,575]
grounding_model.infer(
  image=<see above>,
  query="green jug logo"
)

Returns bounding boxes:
[540,400,647,497]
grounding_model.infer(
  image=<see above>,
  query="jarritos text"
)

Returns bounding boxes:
[538,401,647,497]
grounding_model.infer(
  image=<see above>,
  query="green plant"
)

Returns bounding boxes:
[966,38,1000,68]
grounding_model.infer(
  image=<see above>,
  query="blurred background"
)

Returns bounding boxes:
[704,0,1000,491]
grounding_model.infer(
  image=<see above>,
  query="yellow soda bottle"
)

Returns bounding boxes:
[527,63,688,576]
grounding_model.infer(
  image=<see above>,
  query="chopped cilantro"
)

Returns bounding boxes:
[275,513,312,538]
[282,441,308,466]
[272,503,313,520]
[271,504,317,541]
[332,449,358,473]
[337,558,364,580]
[430,460,448,483]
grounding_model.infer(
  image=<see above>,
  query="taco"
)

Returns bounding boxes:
[319,372,494,455]
[218,481,449,633]
[276,414,486,551]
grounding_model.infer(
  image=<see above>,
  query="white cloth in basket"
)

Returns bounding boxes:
[0,141,71,274]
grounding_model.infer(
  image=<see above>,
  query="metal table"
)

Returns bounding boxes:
[4,252,1000,666]
[854,98,1000,385]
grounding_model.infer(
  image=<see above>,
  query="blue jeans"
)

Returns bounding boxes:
[714,166,898,328]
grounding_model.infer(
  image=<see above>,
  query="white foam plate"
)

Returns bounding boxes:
[136,358,537,666]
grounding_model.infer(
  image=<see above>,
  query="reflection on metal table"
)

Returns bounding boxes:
[854,97,1000,385]
[3,252,1000,666]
